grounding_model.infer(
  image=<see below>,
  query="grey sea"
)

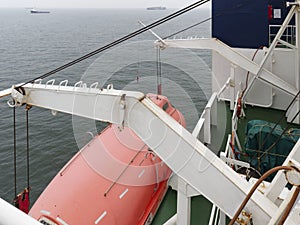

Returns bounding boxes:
[0,7,211,224]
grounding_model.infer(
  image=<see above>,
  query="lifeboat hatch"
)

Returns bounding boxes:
[39,217,59,225]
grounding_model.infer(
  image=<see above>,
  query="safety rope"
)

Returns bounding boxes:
[260,90,300,151]
[259,109,300,161]
[163,17,211,39]
[13,107,17,197]
[104,144,146,197]
[19,0,209,87]
[156,47,162,95]
[11,107,31,213]
[163,0,256,39]
[26,108,30,189]
[246,148,292,158]
[247,123,284,171]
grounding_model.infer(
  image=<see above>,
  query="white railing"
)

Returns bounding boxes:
[192,92,218,144]
[210,92,250,225]
[269,24,296,46]
[208,204,226,225]
[220,91,249,168]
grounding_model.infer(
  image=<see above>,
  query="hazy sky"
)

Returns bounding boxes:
[0,0,210,9]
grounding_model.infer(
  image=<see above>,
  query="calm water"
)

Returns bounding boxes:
[0,7,211,217]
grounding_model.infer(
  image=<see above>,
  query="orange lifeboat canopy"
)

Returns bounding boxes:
[29,93,185,225]
[147,93,186,128]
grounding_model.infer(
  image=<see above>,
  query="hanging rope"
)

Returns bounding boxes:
[19,0,209,87]
[15,0,267,89]
[26,107,30,189]
[12,106,31,214]
[13,107,17,198]
[156,47,162,95]
[13,106,31,190]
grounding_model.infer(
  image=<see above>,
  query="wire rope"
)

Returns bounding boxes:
[19,0,210,87]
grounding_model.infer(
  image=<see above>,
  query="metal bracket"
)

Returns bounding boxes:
[287,1,300,7]
[118,94,126,130]
[236,210,253,225]
[9,86,26,107]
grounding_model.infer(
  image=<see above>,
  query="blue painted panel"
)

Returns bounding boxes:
[212,0,269,48]
[269,0,292,25]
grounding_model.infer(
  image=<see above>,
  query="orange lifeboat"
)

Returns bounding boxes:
[29,93,185,225]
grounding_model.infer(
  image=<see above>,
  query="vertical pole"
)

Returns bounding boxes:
[243,5,297,102]
[287,3,300,123]
[296,2,300,124]
[219,210,226,225]
[177,178,191,225]
[229,64,236,110]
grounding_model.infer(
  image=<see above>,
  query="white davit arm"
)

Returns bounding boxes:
[2,82,298,224]
[0,198,41,225]
[157,38,298,97]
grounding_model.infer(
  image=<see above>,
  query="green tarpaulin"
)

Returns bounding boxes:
[245,120,300,180]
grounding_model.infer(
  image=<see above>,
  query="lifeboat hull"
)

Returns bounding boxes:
[29,94,185,225]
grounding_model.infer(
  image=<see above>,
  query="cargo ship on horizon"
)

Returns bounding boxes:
[146,6,167,10]
[30,8,50,14]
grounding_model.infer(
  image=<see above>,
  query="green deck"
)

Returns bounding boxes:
[152,189,212,225]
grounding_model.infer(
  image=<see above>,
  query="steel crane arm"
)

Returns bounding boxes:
[158,38,297,97]
[0,82,279,224]
[0,198,42,225]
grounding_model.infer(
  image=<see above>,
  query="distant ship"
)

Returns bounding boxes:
[30,8,50,14]
[146,6,167,10]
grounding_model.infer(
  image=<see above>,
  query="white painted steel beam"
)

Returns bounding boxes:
[19,83,145,126]
[160,38,297,96]
[0,198,42,225]
[163,214,177,225]
[265,138,300,203]
[5,83,281,224]
[177,177,191,225]
[243,5,297,104]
